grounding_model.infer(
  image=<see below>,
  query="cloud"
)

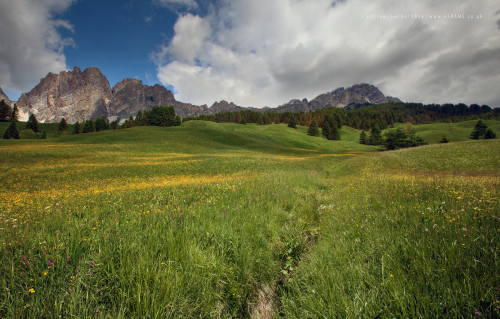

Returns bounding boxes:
[0,0,75,94]
[156,0,500,107]
[155,0,199,11]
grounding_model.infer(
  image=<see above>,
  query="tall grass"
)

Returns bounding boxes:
[280,141,500,318]
[0,121,498,317]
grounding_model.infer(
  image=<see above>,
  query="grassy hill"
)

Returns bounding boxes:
[0,121,498,318]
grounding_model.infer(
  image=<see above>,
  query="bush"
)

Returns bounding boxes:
[485,129,496,139]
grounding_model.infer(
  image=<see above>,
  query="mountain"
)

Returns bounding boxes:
[15,67,213,123]
[208,100,243,114]
[107,78,177,122]
[277,83,402,112]
[17,66,112,123]
[0,86,13,106]
[13,66,403,123]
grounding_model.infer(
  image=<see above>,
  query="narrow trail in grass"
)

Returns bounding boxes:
[1,122,498,318]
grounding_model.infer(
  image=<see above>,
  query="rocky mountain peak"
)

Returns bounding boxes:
[209,100,242,114]
[107,78,177,122]
[17,66,112,123]
[0,86,13,106]
[278,83,402,112]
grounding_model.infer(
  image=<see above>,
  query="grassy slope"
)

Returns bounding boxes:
[0,121,498,318]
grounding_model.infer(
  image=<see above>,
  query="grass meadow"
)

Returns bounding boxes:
[0,120,498,318]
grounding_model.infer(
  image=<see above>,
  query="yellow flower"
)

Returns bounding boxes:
[43,271,48,276]
[28,288,35,293]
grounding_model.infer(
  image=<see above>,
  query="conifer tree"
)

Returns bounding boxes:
[288,117,297,129]
[58,118,68,131]
[26,114,40,132]
[322,115,339,140]
[72,121,81,134]
[470,120,488,139]
[332,123,340,140]
[307,119,320,136]
[95,118,109,131]
[0,100,11,121]
[485,129,496,139]
[10,104,19,122]
[440,135,449,143]
[368,127,382,145]
[234,112,242,124]
[359,130,367,144]
[110,120,119,129]
[3,120,19,139]
[82,119,95,133]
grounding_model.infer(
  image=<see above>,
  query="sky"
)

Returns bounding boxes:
[0,0,499,108]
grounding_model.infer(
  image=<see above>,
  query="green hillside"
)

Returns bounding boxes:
[0,121,498,318]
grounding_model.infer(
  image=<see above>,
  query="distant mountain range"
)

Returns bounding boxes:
[0,66,401,123]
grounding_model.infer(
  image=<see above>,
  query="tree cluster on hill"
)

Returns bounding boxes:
[182,101,499,136]
[72,106,181,135]
[470,120,496,139]
[359,123,426,150]
[120,106,181,129]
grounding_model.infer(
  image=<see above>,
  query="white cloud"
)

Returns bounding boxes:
[155,0,199,11]
[156,0,500,107]
[0,0,75,94]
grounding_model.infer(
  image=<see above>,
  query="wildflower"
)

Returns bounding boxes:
[28,288,35,293]
[43,271,48,276]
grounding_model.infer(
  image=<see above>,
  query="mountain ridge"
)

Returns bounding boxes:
[3,66,402,123]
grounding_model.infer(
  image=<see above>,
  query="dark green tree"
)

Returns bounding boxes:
[383,128,411,150]
[307,119,320,136]
[110,120,119,129]
[144,106,177,127]
[82,119,95,133]
[135,110,145,126]
[470,120,488,139]
[288,117,297,129]
[234,112,242,124]
[322,115,340,140]
[368,127,382,145]
[359,130,367,144]
[173,116,181,126]
[3,120,19,139]
[72,121,81,134]
[95,118,110,132]
[440,135,449,143]
[0,100,11,121]
[58,118,68,131]
[26,114,40,132]
[240,116,246,125]
[485,129,496,139]
[10,104,19,122]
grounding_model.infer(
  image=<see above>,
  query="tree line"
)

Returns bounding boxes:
[182,101,499,132]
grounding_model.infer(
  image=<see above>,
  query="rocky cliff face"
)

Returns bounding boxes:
[17,66,112,123]
[108,78,177,122]
[208,100,242,114]
[0,86,13,106]
[278,83,402,112]
[13,66,403,123]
